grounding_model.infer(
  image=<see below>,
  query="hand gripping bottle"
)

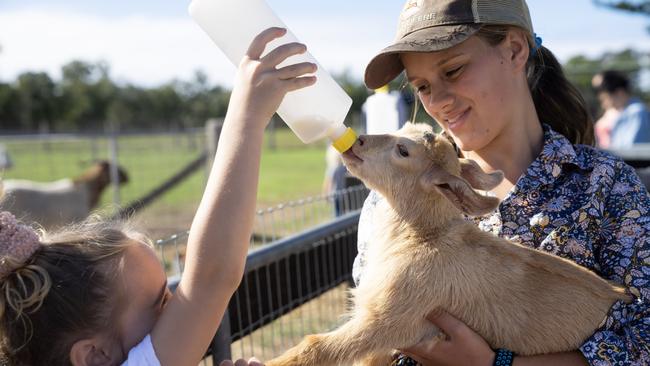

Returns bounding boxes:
[189,0,357,153]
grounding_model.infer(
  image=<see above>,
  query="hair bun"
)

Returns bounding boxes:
[0,211,41,279]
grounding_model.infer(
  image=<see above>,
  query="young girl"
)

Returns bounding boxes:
[354,0,650,365]
[0,27,313,366]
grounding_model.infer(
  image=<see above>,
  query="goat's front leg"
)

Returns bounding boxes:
[265,316,382,366]
[266,313,441,366]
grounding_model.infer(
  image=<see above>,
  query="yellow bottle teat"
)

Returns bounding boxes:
[332,127,357,153]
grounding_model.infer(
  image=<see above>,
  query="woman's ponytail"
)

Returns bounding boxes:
[527,46,595,145]
[477,26,595,146]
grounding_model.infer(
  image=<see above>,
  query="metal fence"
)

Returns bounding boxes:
[0,130,208,237]
[156,185,369,275]
[0,130,206,204]
[0,123,340,238]
[156,186,369,364]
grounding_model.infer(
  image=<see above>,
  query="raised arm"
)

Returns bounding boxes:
[151,27,317,366]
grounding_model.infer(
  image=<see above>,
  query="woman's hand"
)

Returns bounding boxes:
[228,27,317,130]
[219,357,264,366]
[401,311,495,366]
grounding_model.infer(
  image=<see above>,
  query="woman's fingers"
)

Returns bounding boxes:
[426,310,466,339]
[248,357,264,366]
[401,331,446,358]
[234,359,250,366]
[219,358,264,366]
[262,42,307,68]
[246,27,287,60]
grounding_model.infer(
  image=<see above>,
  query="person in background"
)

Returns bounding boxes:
[361,85,412,135]
[0,144,12,171]
[355,0,650,365]
[322,144,350,216]
[592,70,650,149]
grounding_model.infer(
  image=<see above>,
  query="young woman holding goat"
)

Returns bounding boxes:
[353,0,650,365]
[0,27,313,366]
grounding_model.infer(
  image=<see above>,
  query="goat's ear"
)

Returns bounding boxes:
[419,167,500,216]
[458,159,504,191]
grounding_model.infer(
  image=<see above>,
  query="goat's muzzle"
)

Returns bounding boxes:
[342,148,363,164]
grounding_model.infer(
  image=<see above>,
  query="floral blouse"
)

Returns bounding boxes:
[353,126,650,365]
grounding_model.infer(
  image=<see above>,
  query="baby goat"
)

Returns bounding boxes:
[1,160,128,229]
[267,123,629,366]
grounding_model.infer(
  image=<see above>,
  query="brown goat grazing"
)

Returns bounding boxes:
[0,161,128,229]
[267,123,630,366]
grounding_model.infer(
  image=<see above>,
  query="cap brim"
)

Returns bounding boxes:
[364,24,481,89]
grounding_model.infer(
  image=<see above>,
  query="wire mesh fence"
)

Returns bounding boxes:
[156,185,369,276]
[0,130,208,238]
[0,130,206,204]
[0,125,350,239]
[156,187,368,364]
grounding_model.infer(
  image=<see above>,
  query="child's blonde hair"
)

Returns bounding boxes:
[0,214,148,365]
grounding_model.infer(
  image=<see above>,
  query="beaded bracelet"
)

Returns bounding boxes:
[493,348,515,366]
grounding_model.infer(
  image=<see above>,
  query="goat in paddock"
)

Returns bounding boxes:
[267,123,630,366]
[0,161,128,229]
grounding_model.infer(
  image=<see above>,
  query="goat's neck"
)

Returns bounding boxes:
[73,178,107,209]
[383,193,461,235]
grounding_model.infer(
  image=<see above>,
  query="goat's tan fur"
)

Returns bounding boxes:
[0,161,128,229]
[267,123,630,366]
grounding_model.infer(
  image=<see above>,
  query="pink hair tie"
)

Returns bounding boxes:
[0,211,41,279]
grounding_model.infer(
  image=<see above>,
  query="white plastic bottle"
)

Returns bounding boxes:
[189,0,357,153]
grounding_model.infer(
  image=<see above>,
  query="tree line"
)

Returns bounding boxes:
[0,59,370,133]
[0,49,646,133]
[1,0,649,133]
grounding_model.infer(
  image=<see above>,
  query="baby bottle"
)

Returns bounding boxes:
[189,0,356,153]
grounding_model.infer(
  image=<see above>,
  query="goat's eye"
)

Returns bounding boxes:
[397,144,409,157]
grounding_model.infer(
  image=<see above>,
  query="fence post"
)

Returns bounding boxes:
[205,118,224,181]
[211,310,232,363]
[108,126,121,206]
[267,115,277,151]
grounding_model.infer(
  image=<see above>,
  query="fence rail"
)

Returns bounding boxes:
[158,186,368,363]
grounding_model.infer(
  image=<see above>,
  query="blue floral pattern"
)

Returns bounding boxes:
[354,125,650,365]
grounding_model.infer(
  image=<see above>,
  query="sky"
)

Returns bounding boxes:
[0,0,648,88]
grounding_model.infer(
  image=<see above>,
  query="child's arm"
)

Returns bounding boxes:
[150,27,316,366]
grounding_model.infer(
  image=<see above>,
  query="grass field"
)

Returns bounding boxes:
[0,128,332,238]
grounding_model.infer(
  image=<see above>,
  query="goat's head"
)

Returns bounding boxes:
[76,160,129,187]
[342,123,503,221]
[73,160,129,209]
[95,160,129,186]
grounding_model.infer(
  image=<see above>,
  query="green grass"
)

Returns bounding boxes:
[0,129,332,237]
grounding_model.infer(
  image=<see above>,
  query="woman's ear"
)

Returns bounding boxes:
[70,338,114,366]
[503,28,530,72]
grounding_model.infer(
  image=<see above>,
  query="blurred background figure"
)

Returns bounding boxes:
[322,145,348,216]
[361,85,412,135]
[0,144,12,170]
[592,70,650,149]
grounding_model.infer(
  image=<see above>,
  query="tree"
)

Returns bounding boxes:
[0,83,21,130]
[594,1,650,32]
[15,72,59,132]
[594,0,650,15]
